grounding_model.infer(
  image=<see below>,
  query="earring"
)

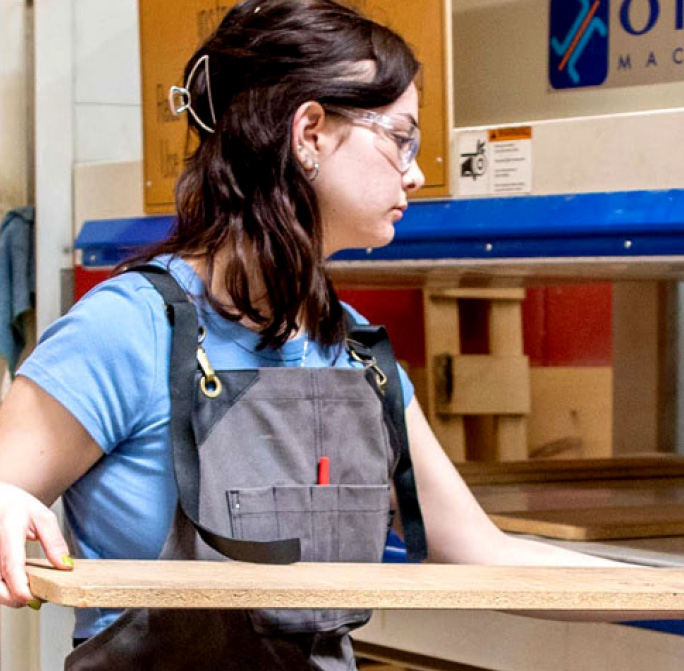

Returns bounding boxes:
[297,145,319,182]
[309,158,320,182]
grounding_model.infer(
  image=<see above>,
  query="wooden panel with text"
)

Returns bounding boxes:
[138,0,452,213]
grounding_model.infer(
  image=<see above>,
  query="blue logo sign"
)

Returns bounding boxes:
[549,0,610,88]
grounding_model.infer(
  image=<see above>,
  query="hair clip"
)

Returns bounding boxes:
[168,54,217,134]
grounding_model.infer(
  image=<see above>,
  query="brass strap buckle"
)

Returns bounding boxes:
[347,339,388,394]
[197,327,223,398]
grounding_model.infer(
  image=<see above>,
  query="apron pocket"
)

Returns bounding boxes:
[226,483,390,636]
[337,485,391,563]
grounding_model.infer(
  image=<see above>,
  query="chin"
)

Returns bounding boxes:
[375,223,397,247]
[327,223,396,255]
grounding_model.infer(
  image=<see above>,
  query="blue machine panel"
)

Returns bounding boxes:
[75,189,684,266]
[76,216,175,266]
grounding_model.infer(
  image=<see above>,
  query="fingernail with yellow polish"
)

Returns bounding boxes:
[27,599,43,611]
[61,555,74,568]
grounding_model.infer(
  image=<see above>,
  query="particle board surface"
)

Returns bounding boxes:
[491,504,684,541]
[23,559,684,613]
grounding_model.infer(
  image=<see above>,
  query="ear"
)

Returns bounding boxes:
[291,101,326,167]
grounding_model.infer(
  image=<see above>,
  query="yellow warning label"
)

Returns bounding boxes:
[488,126,533,142]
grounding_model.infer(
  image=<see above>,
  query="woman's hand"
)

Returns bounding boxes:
[0,482,73,607]
[0,376,104,607]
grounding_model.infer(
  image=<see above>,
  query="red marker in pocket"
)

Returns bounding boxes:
[318,457,330,486]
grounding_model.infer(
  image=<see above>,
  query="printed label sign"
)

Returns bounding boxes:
[489,128,533,195]
[458,127,533,197]
[458,131,490,197]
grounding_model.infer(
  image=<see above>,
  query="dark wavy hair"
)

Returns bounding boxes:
[130,0,419,348]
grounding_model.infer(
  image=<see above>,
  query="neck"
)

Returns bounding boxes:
[184,254,308,339]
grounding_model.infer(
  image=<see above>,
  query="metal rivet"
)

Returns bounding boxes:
[436,156,444,164]
[624,240,633,249]
[146,181,152,187]
[485,243,493,252]
[366,247,373,255]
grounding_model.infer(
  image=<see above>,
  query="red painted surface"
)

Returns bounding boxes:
[341,286,612,369]
[523,285,612,367]
[74,266,113,301]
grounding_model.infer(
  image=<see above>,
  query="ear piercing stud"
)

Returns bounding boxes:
[297,144,319,182]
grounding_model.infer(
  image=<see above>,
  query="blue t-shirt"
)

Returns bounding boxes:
[18,256,413,638]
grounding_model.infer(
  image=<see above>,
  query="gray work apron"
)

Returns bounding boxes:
[64,268,426,671]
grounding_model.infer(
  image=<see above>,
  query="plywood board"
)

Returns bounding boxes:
[460,457,684,486]
[139,0,451,213]
[423,288,466,460]
[528,367,612,460]
[440,355,530,415]
[24,559,684,613]
[491,504,684,541]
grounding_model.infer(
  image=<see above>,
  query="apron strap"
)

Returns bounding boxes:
[130,264,301,564]
[343,310,428,563]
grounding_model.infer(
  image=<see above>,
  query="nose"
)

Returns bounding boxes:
[403,159,426,193]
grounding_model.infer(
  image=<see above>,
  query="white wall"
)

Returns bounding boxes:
[73,0,145,230]
[0,0,29,212]
[73,0,141,164]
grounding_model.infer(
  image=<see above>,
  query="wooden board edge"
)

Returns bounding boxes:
[490,514,588,541]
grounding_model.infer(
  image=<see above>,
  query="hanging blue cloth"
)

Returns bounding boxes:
[0,206,35,376]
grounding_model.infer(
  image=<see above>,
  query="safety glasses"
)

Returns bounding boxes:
[324,105,421,174]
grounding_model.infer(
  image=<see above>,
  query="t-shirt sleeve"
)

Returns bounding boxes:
[18,277,167,453]
[340,302,415,408]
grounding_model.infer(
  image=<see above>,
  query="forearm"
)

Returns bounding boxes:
[492,533,628,567]
[425,519,626,567]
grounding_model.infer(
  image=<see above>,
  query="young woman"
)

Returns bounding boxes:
[0,0,618,668]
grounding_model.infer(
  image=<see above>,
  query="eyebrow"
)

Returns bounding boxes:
[395,113,418,128]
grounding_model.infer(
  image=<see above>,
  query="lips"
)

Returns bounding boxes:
[391,206,406,222]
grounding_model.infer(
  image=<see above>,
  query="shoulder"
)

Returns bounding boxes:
[340,301,370,326]
[21,269,173,399]
[18,272,172,451]
[31,272,167,353]
[74,268,176,326]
